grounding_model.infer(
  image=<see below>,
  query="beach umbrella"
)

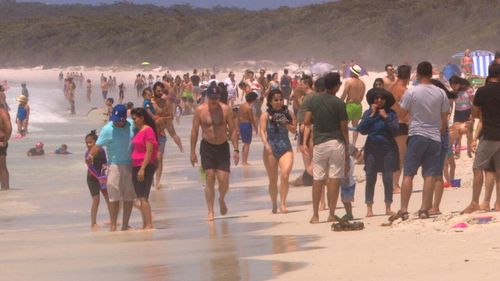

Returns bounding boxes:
[442,64,461,80]
[141,62,151,66]
[310,62,336,77]
[451,51,464,59]
[471,51,494,77]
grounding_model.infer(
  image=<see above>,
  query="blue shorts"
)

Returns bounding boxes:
[240,122,252,144]
[404,135,442,177]
[341,183,355,203]
[158,135,167,154]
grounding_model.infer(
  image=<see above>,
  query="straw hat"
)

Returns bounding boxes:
[16,95,27,103]
[350,65,362,77]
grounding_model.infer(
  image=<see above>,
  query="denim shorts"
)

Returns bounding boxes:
[403,135,442,177]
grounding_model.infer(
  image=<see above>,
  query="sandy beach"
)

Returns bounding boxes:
[0,67,499,281]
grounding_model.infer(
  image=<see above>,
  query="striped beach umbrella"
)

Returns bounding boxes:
[471,50,494,77]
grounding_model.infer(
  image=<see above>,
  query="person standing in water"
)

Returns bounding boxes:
[340,65,366,147]
[15,95,30,138]
[190,82,239,221]
[259,89,296,213]
[85,130,110,229]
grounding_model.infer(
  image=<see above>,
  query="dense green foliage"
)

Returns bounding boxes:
[0,0,498,68]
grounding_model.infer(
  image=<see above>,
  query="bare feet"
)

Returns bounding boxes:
[319,202,327,211]
[91,223,99,230]
[143,225,154,231]
[385,210,396,216]
[110,224,117,232]
[242,162,250,166]
[327,214,336,222]
[461,203,480,214]
[155,183,162,190]
[219,198,228,216]
[366,210,374,217]
[280,204,288,214]
[121,225,133,231]
[272,202,278,214]
[428,208,441,216]
[393,187,401,194]
[207,211,215,221]
[479,202,491,211]
[309,216,319,224]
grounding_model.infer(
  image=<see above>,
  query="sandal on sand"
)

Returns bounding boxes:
[418,209,429,219]
[331,216,364,231]
[342,213,354,221]
[388,210,409,223]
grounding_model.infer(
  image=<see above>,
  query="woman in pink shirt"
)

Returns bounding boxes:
[131,107,159,230]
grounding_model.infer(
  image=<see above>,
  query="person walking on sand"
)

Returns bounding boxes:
[340,65,365,147]
[0,100,12,190]
[303,72,349,224]
[462,63,500,214]
[239,92,258,166]
[190,82,239,221]
[390,62,449,221]
[130,108,159,230]
[259,89,296,214]
[152,82,183,189]
[357,88,399,217]
[389,65,412,194]
[86,104,136,231]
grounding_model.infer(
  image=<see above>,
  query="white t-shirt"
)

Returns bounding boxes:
[224,77,237,98]
[400,84,450,142]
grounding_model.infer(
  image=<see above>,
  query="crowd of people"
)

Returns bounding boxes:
[0,53,499,232]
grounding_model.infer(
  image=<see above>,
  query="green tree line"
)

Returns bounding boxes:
[0,0,498,69]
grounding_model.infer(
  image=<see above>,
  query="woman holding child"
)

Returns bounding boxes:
[357,88,399,217]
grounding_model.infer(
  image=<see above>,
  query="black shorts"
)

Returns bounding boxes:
[200,139,230,172]
[87,176,107,197]
[394,123,408,137]
[454,109,471,123]
[0,142,8,156]
[485,158,496,172]
[132,163,156,199]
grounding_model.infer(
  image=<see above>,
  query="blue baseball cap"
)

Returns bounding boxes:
[111,104,127,122]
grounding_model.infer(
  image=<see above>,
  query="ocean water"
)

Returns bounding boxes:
[0,79,315,281]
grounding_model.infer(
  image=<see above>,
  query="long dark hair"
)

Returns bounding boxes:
[130,107,158,140]
[266,89,283,109]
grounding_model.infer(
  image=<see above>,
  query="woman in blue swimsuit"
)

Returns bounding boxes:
[259,89,296,214]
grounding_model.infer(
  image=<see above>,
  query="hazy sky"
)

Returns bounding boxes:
[18,0,332,10]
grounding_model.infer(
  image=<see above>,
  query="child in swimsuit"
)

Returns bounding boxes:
[85,130,110,229]
[15,95,30,138]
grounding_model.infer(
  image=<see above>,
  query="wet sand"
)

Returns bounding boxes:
[0,68,499,280]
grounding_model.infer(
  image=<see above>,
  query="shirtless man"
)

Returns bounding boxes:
[0,100,12,190]
[389,65,412,194]
[239,92,258,166]
[340,65,366,146]
[134,74,144,98]
[383,64,396,90]
[190,83,239,221]
[101,77,109,100]
[181,74,194,113]
[152,82,183,189]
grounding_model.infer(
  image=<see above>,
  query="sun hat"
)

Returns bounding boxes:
[366,88,395,107]
[16,95,27,103]
[350,65,362,77]
[110,104,127,122]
